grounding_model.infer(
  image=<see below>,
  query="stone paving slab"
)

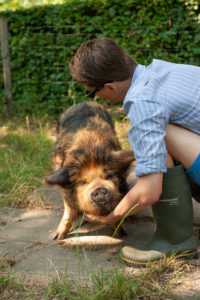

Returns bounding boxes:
[0,186,200,298]
[0,207,154,275]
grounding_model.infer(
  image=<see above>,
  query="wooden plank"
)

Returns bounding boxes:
[0,15,12,113]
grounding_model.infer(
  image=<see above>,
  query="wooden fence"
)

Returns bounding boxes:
[0,16,12,114]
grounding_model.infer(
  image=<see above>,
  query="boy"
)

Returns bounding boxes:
[69,37,200,265]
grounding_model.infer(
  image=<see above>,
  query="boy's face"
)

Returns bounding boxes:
[84,83,126,103]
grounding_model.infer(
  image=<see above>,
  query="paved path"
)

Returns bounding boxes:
[0,186,200,298]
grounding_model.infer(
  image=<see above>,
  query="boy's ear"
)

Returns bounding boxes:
[111,150,135,171]
[104,82,117,91]
[44,166,70,187]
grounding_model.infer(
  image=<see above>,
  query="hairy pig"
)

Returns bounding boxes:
[45,102,134,240]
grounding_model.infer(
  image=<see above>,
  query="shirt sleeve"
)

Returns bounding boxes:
[126,98,170,177]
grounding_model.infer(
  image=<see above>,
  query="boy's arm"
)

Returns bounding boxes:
[85,173,163,224]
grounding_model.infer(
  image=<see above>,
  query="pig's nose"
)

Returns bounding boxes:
[91,187,111,205]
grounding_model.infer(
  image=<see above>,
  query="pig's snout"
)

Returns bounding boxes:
[91,187,111,206]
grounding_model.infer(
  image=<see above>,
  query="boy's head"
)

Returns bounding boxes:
[69,37,137,102]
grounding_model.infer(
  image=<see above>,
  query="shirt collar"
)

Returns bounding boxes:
[123,64,146,103]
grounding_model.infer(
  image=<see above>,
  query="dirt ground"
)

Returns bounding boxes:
[0,185,200,299]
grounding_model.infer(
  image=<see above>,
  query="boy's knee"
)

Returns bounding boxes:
[165,124,200,169]
[166,153,174,168]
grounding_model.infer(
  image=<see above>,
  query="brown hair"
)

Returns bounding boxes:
[69,37,137,87]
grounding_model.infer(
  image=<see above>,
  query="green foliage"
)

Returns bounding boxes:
[0,0,199,116]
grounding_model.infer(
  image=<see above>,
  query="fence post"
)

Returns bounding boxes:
[0,15,12,113]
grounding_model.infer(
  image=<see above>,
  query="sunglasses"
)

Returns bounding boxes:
[85,81,113,98]
[85,87,101,98]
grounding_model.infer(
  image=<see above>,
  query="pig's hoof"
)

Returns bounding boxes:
[114,226,128,238]
[53,233,59,240]
[119,226,128,236]
[53,231,67,240]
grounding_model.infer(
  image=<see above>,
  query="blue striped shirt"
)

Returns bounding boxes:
[123,59,200,177]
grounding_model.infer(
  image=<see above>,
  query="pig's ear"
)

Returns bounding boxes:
[44,166,70,187]
[111,150,135,171]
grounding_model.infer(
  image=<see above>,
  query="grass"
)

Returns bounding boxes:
[0,255,196,299]
[46,258,198,299]
[0,116,54,208]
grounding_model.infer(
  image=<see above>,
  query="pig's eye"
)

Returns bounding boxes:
[106,174,114,180]
[79,179,88,185]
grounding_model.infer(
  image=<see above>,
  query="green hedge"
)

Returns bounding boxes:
[0,0,199,116]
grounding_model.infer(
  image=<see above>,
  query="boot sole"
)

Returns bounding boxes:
[121,250,198,267]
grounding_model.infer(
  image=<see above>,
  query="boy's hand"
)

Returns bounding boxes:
[84,173,163,226]
[84,213,112,224]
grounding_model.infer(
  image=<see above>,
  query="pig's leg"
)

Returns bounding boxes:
[54,200,75,240]
[111,221,128,238]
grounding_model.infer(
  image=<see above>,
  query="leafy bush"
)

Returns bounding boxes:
[0,0,199,116]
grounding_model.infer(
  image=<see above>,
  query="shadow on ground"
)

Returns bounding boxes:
[0,186,200,299]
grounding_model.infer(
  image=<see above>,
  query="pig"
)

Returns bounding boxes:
[45,102,134,240]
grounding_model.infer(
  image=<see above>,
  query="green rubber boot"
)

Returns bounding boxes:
[189,178,200,203]
[121,164,198,266]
